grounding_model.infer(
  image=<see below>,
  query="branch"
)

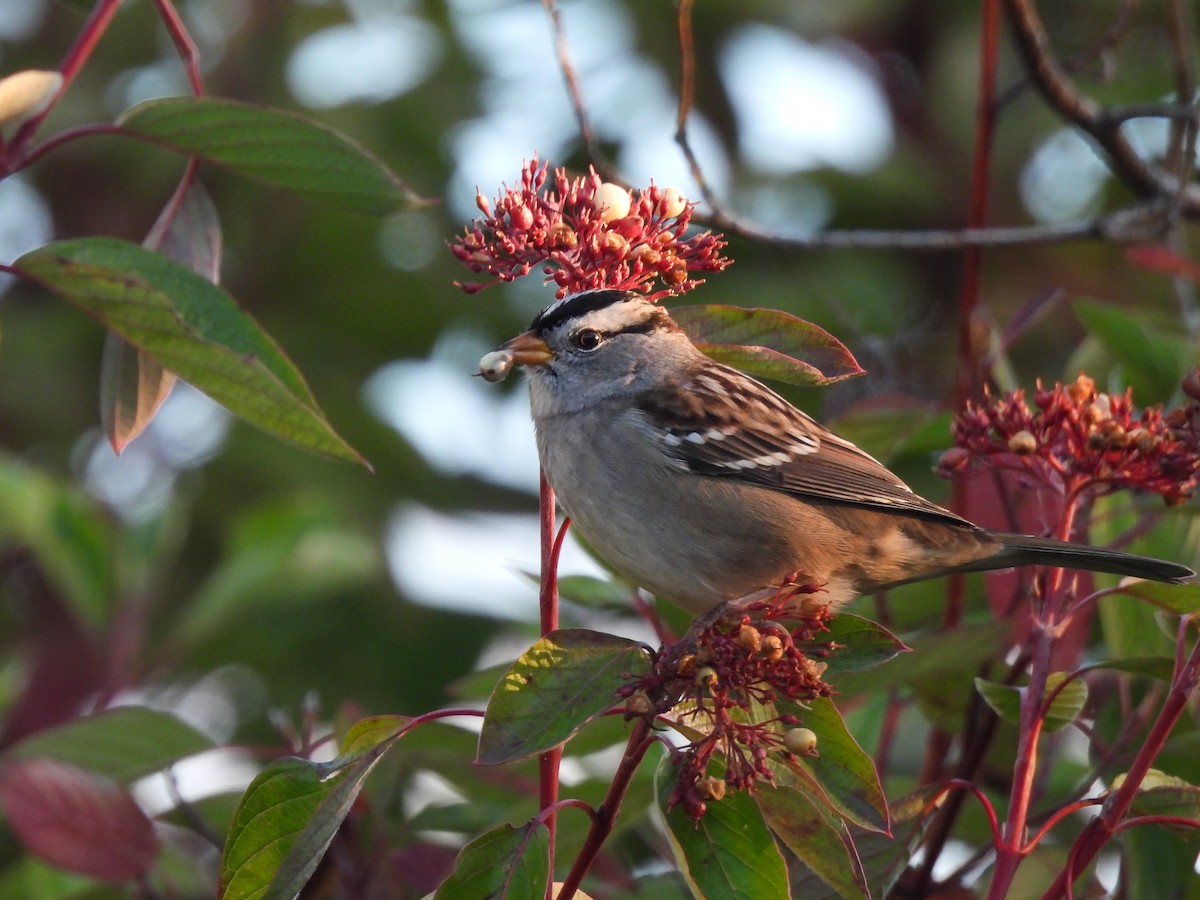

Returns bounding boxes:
[1004,0,1200,215]
[542,0,603,165]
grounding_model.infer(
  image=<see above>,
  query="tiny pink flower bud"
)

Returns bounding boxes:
[593,182,631,223]
[475,191,491,215]
[611,215,645,239]
[509,204,534,230]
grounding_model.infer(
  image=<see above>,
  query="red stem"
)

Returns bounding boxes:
[989,497,1080,898]
[1039,622,1200,898]
[555,720,656,899]
[6,0,123,164]
[152,0,205,96]
[538,470,563,897]
[954,0,1002,409]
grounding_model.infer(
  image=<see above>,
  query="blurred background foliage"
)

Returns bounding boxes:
[0,0,1198,896]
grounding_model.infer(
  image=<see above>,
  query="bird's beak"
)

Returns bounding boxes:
[503,331,553,367]
[477,331,552,382]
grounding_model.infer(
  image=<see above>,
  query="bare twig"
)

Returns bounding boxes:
[152,0,205,96]
[672,0,724,214]
[541,0,603,164]
[1004,0,1200,214]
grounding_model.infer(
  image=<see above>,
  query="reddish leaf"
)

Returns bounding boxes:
[0,758,159,881]
[1126,244,1200,284]
[672,304,865,386]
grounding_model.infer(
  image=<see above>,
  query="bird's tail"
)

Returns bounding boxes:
[990,532,1193,584]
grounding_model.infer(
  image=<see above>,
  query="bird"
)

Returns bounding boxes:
[479,288,1193,617]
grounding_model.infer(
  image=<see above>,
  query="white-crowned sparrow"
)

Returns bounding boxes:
[480,289,1193,616]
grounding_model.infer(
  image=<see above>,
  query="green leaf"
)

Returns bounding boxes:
[777,696,889,833]
[15,238,367,466]
[1128,783,1200,840]
[433,823,549,900]
[974,678,1021,726]
[756,784,867,899]
[1077,656,1176,682]
[220,723,404,900]
[854,785,944,896]
[818,614,909,676]
[553,574,634,612]
[476,629,650,765]
[118,96,425,215]
[975,672,1088,732]
[5,708,215,784]
[220,716,410,899]
[335,715,412,763]
[1073,300,1188,401]
[672,304,865,386]
[1041,673,1088,732]
[178,500,380,643]
[0,453,113,622]
[1115,581,1200,616]
[655,754,791,899]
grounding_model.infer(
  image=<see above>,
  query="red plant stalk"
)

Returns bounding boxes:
[555,719,656,900]
[988,495,1080,899]
[538,470,563,898]
[151,0,205,96]
[5,0,123,164]
[1040,618,1200,899]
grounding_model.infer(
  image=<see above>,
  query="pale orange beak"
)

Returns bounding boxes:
[478,331,553,382]
[503,331,553,367]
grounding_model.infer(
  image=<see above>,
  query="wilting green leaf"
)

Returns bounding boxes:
[757,784,867,899]
[477,629,650,764]
[16,238,367,466]
[118,96,426,215]
[673,304,865,386]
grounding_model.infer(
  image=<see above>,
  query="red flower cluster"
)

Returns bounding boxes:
[941,372,1200,506]
[619,595,834,820]
[450,157,731,300]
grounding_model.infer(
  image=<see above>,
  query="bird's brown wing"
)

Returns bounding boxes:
[638,368,972,527]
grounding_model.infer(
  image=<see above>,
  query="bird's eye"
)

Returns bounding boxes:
[573,328,604,351]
